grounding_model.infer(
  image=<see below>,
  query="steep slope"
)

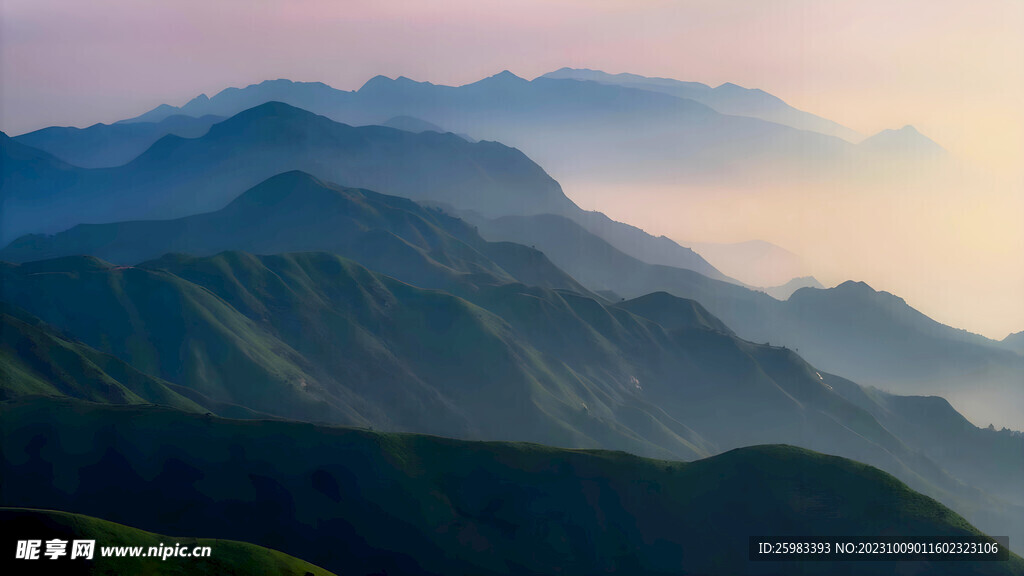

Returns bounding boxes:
[0,508,337,576]
[474,213,776,320]
[541,67,862,142]
[826,375,1024,510]
[0,252,709,458]
[12,114,222,168]
[0,255,344,423]
[5,251,1022,543]
[3,398,1019,576]
[781,282,1024,427]
[474,212,1024,428]
[0,171,591,297]
[567,209,734,282]
[6,247,1024,552]
[0,102,576,242]
[0,304,205,412]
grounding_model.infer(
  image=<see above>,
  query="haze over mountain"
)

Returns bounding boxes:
[1,105,731,282]
[760,276,825,300]
[3,248,1023,550]
[540,68,863,142]
[0,102,575,242]
[12,114,222,168]
[860,124,948,157]
[0,171,590,298]
[4,3,1021,573]
[685,239,810,288]
[3,398,1020,575]
[1001,331,1024,355]
[471,212,1024,429]
[6,68,1016,338]
[105,72,946,189]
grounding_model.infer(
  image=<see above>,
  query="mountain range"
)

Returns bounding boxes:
[2,69,1019,573]
[3,397,1020,576]
[2,240,1022,551]
[1,102,731,284]
[16,71,947,192]
[0,103,574,242]
[5,164,1017,428]
[470,211,1024,429]
[12,113,223,168]
[540,67,864,142]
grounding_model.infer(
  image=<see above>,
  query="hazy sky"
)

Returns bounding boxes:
[2,0,1022,337]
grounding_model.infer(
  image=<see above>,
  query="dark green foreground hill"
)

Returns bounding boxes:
[0,508,336,575]
[3,397,1020,576]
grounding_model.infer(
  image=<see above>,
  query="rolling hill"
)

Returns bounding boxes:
[0,508,336,576]
[2,397,1019,576]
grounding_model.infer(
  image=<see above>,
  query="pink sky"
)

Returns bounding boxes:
[4,0,1021,171]
[2,0,1022,337]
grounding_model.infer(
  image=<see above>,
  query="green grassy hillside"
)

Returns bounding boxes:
[0,306,203,411]
[2,397,1019,576]
[0,507,336,576]
[4,250,1020,544]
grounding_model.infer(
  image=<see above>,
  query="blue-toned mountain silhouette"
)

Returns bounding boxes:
[541,67,863,141]
[1,106,730,282]
[85,73,943,187]
[12,113,222,168]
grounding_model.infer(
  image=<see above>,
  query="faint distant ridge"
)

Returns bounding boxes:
[760,276,824,300]
[379,115,446,134]
[120,79,346,124]
[789,280,997,349]
[13,113,222,168]
[1000,331,1024,355]
[540,67,862,142]
[688,239,807,288]
[859,125,947,158]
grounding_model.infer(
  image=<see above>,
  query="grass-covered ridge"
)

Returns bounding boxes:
[0,507,336,575]
[3,397,1021,576]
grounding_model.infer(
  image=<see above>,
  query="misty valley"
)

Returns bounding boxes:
[2,68,1022,576]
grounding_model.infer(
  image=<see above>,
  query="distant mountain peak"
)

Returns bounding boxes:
[832,280,878,295]
[185,93,210,107]
[223,170,335,209]
[358,74,395,92]
[468,70,528,87]
[219,100,316,122]
[861,125,946,155]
